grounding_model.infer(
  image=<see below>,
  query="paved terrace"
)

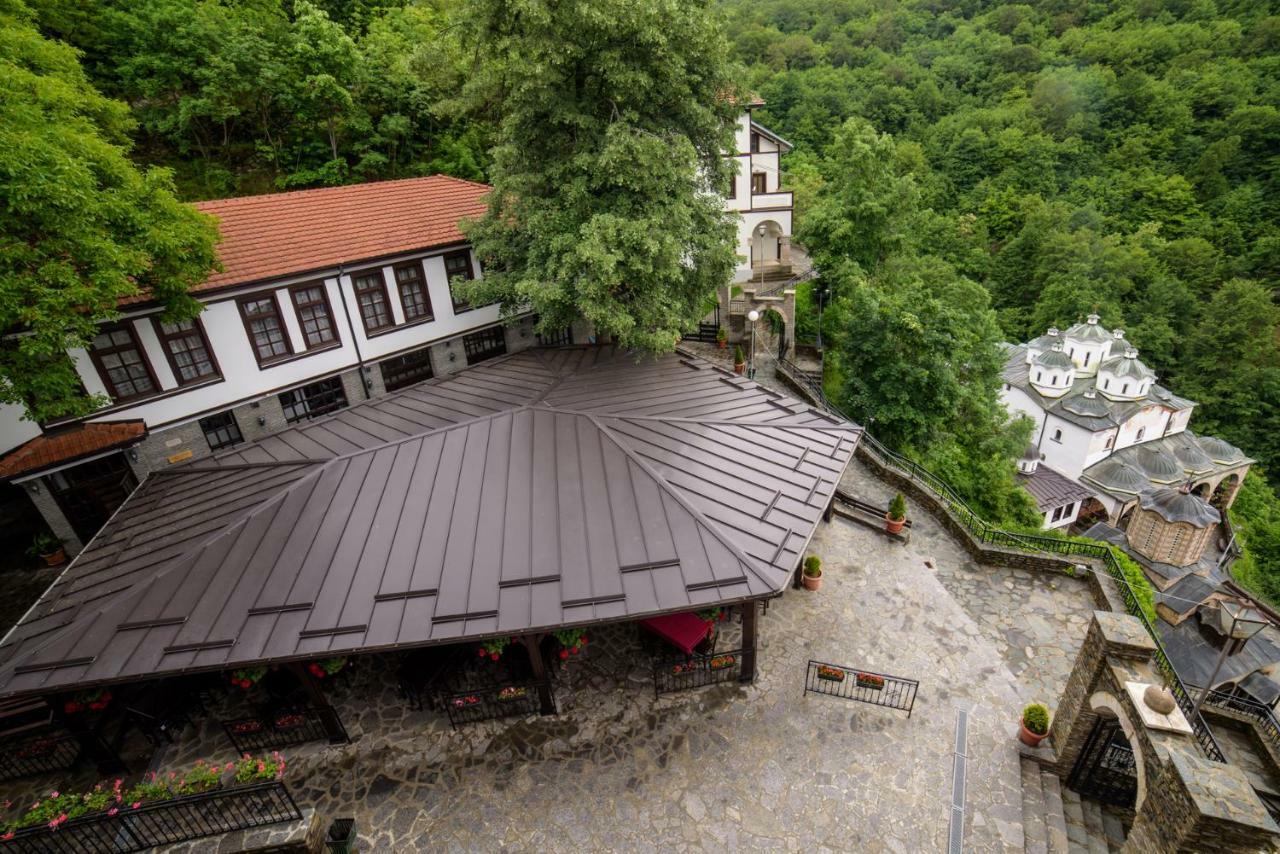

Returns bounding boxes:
[139,457,1097,852]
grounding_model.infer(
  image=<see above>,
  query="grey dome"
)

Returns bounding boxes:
[1029,328,1062,350]
[1061,391,1111,417]
[1087,458,1148,494]
[1198,435,1244,463]
[1064,314,1112,344]
[1139,487,1221,528]
[1022,443,1041,461]
[1100,348,1156,381]
[1033,348,1074,370]
[1134,445,1183,482]
[1168,436,1213,472]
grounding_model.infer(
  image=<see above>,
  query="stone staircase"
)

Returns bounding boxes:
[1020,755,1127,852]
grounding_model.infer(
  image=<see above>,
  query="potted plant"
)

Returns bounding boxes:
[1020,703,1051,747]
[229,666,267,690]
[477,637,510,662]
[553,628,588,660]
[27,533,65,567]
[816,665,845,682]
[733,345,746,375]
[802,555,822,591]
[886,492,907,535]
[716,327,728,350]
[855,672,885,690]
[306,657,347,679]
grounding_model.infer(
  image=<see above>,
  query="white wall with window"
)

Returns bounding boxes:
[1044,500,1081,530]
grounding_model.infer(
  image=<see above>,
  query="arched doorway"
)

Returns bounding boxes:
[1192,482,1211,501]
[1067,693,1144,814]
[762,307,787,359]
[1212,474,1240,510]
[750,220,785,273]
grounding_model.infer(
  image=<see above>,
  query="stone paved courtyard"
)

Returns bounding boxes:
[133,450,1099,852]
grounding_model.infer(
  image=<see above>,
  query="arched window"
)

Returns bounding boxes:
[1122,383,1130,395]
[1052,428,1062,442]
[1105,433,1115,449]
[1136,427,1145,441]
[1035,371,1042,382]
[1103,379,1110,390]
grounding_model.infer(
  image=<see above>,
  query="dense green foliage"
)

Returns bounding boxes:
[723,0,1280,592]
[457,0,740,352]
[0,0,217,422]
[1230,471,1280,604]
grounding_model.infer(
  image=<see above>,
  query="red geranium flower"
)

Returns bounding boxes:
[558,649,569,660]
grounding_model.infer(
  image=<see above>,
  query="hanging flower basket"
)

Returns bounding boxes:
[709,655,737,671]
[553,628,588,661]
[451,695,481,709]
[306,657,347,679]
[477,638,510,662]
[63,688,112,715]
[816,665,845,683]
[497,686,528,703]
[696,607,730,624]
[855,672,885,690]
[229,667,267,691]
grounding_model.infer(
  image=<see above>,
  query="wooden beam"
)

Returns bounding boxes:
[521,634,556,715]
[740,603,759,684]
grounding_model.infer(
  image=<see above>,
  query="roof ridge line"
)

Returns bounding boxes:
[588,414,780,588]
[603,412,859,431]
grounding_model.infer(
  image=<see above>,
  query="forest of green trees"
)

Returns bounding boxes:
[6,0,1279,599]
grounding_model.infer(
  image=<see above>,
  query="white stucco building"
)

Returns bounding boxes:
[1001,314,1251,545]
[724,97,794,284]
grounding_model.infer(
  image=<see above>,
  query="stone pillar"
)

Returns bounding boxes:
[24,480,84,555]
[779,235,792,268]
[1122,748,1278,853]
[505,316,536,354]
[429,340,464,378]
[1051,611,1156,775]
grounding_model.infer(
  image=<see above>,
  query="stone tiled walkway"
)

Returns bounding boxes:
[133,453,1098,851]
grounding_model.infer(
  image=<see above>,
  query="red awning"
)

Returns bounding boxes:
[640,612,712,655]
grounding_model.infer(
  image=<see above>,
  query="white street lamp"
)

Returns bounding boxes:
[757,224,767,290]
[1191,599,1269,717]
[747,309,760,379]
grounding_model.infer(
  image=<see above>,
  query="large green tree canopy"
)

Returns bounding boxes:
[0,0,217,422]
[457,0,741,352]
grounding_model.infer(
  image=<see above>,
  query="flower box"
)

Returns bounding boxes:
[451,695,480,709]
[708,655,736,671]
[273,713,305,729]
[855,673,885,690]
[230,720,264,735]
[496,686,527,702]
[816,665,845,682]
[13,738,59,760]
[671,662,696,675]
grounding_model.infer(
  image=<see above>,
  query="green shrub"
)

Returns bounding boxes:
[803,555,822,577]
[888,492,907,521]
[733,344,745,364]
[1022,703,1050,735]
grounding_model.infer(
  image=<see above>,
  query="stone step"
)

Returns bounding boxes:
[1021,756,1049,854]
[1061,787,1090,851]
[1080,798,1110,854]
[1040,767,1070,854]
[1100,810,1128,852]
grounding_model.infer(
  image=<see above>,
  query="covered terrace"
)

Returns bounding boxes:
[0,347,858,810]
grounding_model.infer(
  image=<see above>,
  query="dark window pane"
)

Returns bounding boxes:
[89,324,156,401]
[240,298,291,363]
[394,265,432,322]
[353,272,392,331]
[199,410,243,451]
[157,319,217,384]
[380,347,434,391]
[462,327,507,365]
[279,377,348,424]
[444,251,477,312]
[291,285,335,348]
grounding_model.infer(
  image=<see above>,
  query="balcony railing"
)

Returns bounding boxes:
[221,704,348,754]
[437,681,549,729]
[749,190,793,210]
[653,648,747,695]
[0,729,81,782]
[0,781,301,854]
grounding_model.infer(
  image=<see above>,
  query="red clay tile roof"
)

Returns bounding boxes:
[189,175,491,292]
[0,421,147,480]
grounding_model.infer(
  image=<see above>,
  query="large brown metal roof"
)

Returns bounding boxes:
[0,347,858,698]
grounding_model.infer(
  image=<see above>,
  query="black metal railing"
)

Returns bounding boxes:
[1202,689,1280,755]
[0,780,301,854]
[803,661,918,716]
[437,681,548,729]
[221,704,346,754]
[757,267,818,297]
[653,648,747,696]
[0,729,81,782]
[771,357,1228,762]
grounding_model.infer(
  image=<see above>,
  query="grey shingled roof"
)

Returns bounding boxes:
[0,347,858,699]
[1016,464,1094,511]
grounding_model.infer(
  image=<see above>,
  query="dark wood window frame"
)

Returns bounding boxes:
[237,294,294,366]
[443,251,477,313]
[199,410,244,451]
[751,172,767,195]
[380,347,435,392]
[352,268,395,333]
[152,316,220,386]
[750,131,761,153]
[392,262,434,324]
[288,282,338,350]
[279,376,348,424]
[463,326,507,365]
[88,322,160,403]
[727,171,737,199]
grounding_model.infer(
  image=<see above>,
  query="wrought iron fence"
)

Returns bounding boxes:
[0,780,301,854]
[0,729,81,782]
[437,681,548,729]
[221,704,347,754]
[802,661,918,716]
[757,267,818,297]
[653,648,747,696]
[1201,689,1280,755]
[771,357,1228,762]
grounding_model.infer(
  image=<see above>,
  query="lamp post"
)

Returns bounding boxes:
[1191,599,1269,718]
[747,309,760,379]
[757,223,767,290]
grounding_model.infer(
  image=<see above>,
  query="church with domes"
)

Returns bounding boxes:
[1000,314,1252,573]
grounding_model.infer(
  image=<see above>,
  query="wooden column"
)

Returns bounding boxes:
[521,635,556,715]
[49,697,126,774]
[740,602,759,684]
[288,664,349,744]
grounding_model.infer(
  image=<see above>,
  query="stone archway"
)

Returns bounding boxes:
[1066,691,1147,812]
[1192,482,1211,501]
[1212,474,1241,511]
[750,220,786,271]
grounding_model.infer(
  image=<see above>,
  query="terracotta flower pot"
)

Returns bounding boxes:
[717,339,727,350]
[885,514,905,535]
[1019,719,1049,747]
[802,571,822,591]
[733,362,745,375]
[40,548,66,567]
